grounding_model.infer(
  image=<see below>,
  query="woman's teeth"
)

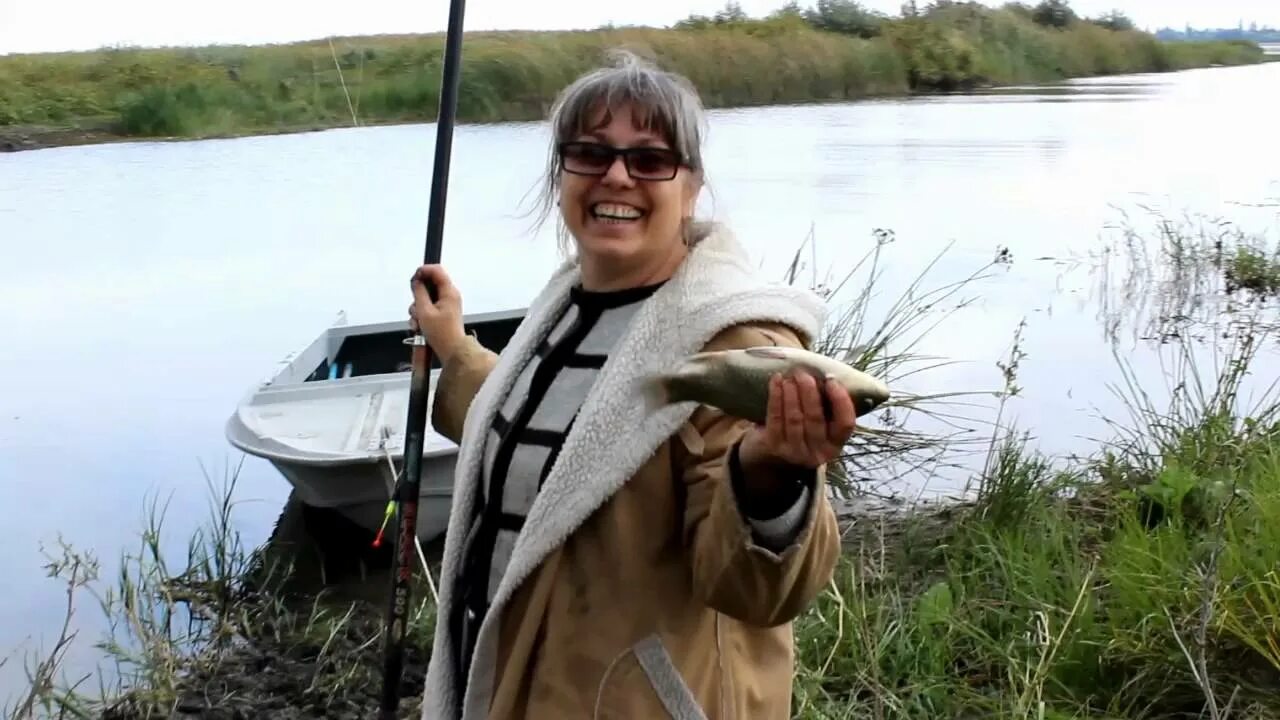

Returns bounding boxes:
[591,203,643,223]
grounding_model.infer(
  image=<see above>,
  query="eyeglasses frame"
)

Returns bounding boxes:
[556,141,688,182]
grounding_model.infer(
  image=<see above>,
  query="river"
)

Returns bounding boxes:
[2,61,1279,702]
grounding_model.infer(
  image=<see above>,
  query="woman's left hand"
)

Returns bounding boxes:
[738,372,857,470]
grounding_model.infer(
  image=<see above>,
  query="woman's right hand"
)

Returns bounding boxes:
[409,264,466,365]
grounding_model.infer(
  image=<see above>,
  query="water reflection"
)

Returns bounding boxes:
[1054,205,1280,346]
[969,80,1158,100]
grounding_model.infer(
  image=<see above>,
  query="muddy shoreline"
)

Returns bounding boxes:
[0,126,124,152]
[0,122,362,153]
[90,492,938,720]
[101,495,441,720]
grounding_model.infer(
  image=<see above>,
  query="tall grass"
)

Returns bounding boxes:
[785,228,1012,502]
[887,5,1263,89]
[0,28,907,137]
[794,322,1280,719]
[2,464,437,719]
[1070,205,1280,346]
[790,203,1280,718]
[0,2,1264,142]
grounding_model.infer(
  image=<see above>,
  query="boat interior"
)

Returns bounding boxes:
[303,308,526,383]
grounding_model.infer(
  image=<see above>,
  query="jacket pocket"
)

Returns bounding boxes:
[595,633,709,720]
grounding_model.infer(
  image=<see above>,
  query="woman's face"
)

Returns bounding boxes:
[557,102,700,271]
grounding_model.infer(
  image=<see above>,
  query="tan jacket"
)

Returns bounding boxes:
[418,226,839,720]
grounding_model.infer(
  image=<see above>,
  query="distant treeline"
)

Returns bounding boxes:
[0,0,1267,142]
[682,0,1144,36]
[1155,26,1280,44]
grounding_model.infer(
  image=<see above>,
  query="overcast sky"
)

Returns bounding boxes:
[1,0,1277,55]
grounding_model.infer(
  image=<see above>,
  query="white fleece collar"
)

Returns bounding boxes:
[420,224,827,720]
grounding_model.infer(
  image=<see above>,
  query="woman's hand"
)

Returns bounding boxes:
[409,264,467,365]
[738,372,857,471]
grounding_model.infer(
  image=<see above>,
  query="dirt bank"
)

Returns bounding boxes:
[88,493,917,720]
[0,125,126,152]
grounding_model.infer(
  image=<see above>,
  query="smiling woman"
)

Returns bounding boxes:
[528,53,709,291]
[552,112,699,290]
[406,49,853,720]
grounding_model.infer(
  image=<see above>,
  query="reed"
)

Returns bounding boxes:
[1,465,438,719]
[784,227,1011,501]
[0,1,1264,146]
[794,318,1280,718]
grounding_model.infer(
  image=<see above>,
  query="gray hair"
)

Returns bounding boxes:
[528,48,713,255]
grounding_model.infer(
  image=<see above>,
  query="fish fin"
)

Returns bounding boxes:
[640,375,671,416]
[744,346,789,360]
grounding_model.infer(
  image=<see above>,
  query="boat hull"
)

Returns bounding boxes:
[274,456,457,544]
[226,409,460,542]
[226,308,525,543]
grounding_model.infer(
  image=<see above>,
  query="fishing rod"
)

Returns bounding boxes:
[378,0,467,713]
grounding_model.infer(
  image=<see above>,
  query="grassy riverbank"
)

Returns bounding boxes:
[795,341,1280,716]
[6,211,1279,719]
[0,1,1267,150]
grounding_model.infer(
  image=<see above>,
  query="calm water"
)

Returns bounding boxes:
[2,62,1279,700]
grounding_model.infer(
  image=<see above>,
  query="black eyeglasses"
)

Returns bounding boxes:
[557,141,685,182]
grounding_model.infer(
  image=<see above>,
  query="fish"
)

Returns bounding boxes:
[642,346,890,425]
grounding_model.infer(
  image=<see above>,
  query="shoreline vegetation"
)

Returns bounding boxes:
[5,207,1280,718]
[0,0,1269,152]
